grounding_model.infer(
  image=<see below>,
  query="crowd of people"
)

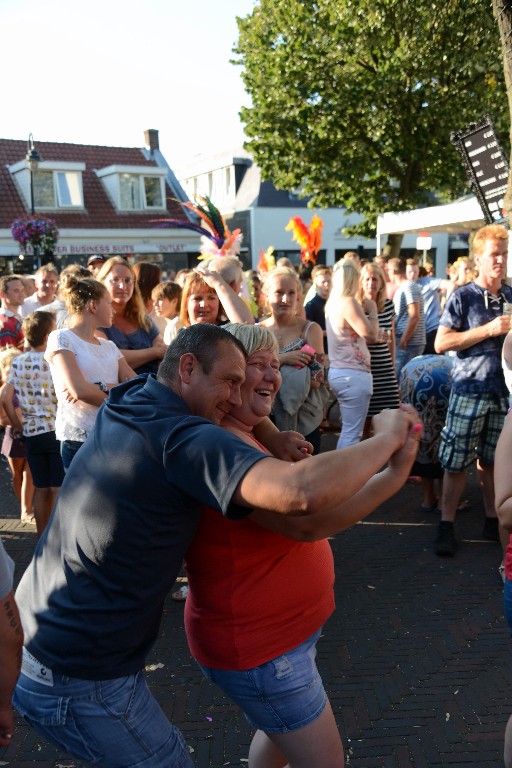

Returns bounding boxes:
[1,222,512,767]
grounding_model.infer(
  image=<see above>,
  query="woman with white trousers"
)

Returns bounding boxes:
[326,258,379,448]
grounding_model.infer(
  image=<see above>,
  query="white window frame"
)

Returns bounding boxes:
[9,160,85,211]
[96,165,167,212]
[55,170,83,207]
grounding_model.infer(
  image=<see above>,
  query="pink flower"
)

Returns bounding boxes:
[11,216,59,253]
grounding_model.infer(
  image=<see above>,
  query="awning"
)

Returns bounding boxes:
[377,195,485,240]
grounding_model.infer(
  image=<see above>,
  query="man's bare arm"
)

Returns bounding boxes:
[435,318,511,354]
[495,413,512,533]
[199,268,254,324]
[0,590,23,747]
[398,302,419,348]
[249,423,420,540]
[232,409,419,516]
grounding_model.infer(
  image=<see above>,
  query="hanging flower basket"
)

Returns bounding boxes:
[11,215,59,256]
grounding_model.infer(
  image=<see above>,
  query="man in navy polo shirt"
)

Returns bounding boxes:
[14,324,419,768]
[434,224,512,556]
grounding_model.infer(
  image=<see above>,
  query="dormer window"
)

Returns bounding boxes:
[9,160,85,211]
[119,173,164,210]
[96,165,166,212]
[35,169,83,207]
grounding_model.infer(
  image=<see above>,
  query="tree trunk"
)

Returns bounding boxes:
[493,0,512,227]
[383,233,404,258]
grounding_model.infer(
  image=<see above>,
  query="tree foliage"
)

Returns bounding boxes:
[235,0,508,236]
[493,0,512,226]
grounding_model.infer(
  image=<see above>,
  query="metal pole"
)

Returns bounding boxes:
[26,134,42,269]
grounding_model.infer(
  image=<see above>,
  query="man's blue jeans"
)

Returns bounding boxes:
[395,344,425,380]
[14,664,193,768]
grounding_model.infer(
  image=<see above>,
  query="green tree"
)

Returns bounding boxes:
[235,0,507,252]
[493,0,512,226]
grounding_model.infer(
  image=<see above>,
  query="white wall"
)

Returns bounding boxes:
[248,208,455,275]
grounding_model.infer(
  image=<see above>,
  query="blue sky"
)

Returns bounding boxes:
[1,0,255,167]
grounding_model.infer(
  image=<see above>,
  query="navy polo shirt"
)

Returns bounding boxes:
[16,375,266,679]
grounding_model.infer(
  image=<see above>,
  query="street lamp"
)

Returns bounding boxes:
[25,133,42,268]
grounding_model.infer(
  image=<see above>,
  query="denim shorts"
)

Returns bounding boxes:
[197,628,327,733]
[60,439,85,472]
[14,657,193,768]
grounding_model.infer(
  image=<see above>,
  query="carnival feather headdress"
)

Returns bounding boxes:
[257,246,276,274]
[155,195,243,260]
[285,214,323,265]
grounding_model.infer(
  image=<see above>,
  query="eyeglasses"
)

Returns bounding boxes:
[108,277,133,286]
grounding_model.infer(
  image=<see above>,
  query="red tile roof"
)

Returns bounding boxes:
[0,138,188,230]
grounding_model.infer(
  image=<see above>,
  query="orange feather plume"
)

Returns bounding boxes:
[258,246,276,274]
[285,214,323,264]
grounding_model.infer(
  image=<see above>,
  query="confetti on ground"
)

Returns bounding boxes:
[145,662,165,672]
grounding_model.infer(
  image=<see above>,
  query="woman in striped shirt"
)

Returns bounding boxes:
[357,263,400,438]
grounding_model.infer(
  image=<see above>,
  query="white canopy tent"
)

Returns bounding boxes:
[376,195,485,253]
[376,195,512,279]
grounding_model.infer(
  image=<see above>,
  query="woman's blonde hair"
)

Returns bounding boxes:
[223,322,279,357]
[261,267,302,317]
[96,256,151,331]
[452,256,476,284]
[0,346,21,383]
[262,267,300,296]
[179,272,223,328]
[357,263,387,313]
[326,258,360,316]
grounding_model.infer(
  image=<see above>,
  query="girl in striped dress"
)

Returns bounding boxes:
[357,263,400,438]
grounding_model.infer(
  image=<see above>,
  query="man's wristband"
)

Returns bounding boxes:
[95,381,108,393]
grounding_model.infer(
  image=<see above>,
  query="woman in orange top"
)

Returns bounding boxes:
[184,322,422,768]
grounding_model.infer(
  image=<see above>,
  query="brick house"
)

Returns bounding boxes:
[0,129,200,275]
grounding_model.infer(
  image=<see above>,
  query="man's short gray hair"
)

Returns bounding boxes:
[207,256,243,286]
[157,323,247,384]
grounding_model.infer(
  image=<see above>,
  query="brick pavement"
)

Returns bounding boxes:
[1,435,511,768]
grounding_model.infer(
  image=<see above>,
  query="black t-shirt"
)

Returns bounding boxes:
[305,293,328,352]
[16,375,265,679]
